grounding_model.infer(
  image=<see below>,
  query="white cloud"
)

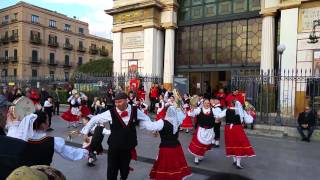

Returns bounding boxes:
[42,0,114,39]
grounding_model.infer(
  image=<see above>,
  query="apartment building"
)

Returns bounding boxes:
[0,1,113,80]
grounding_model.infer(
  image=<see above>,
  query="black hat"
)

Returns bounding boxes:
[114,92,128,100]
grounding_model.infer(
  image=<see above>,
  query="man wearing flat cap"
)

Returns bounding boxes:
[82,91,163,180]
[0,94,13,135]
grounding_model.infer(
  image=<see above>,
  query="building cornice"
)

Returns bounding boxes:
[260,7,278,17]
[105,0,164,15]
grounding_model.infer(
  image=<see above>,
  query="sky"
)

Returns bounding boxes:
[0,0,114,39]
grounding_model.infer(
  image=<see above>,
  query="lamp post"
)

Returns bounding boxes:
[276,44,286,125]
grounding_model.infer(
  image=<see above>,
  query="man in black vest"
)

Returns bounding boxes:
[297,106,316,142]
[82,92,162,180]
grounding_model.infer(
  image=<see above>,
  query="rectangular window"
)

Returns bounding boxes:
[49,53,55,62]
[64,72,69,81]
[79,27,84,34]
[78,57,83,65]
[12,29,18,36]
[65,55,69,65]
[31,15,39,23]
[4,50,8,60]
[65,24,71,31]
[2,69,8,77]
[32,69,37,77]
[14,49,18,60]
[32,50,38,61]
[13,69,17,77]
[13,13,18,20]
[49,20,56,28]
[79,41,83,47]
[3,15,9,24]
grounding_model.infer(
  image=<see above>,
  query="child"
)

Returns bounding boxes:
[43,96,54,131]
[61,90,81,128]
[81,116,110,167]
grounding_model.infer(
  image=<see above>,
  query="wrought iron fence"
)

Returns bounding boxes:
[231,69,320,127]
[0,73,163,102]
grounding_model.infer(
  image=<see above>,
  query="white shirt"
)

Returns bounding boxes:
[82,105,164,135]
[189,107,225,119]
[44,100,53,108]
[30,131,88,161]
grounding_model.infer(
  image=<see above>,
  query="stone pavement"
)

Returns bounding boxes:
[48,112,320,180]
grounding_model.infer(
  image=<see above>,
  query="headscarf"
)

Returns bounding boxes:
[164,106,186,134]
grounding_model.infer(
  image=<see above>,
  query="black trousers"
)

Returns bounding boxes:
[0,128,5,136]
[297,126,315,140]
[54,101,60,115]
[214,122,221,140]
[107,148,132,180]
[44,110,52,128]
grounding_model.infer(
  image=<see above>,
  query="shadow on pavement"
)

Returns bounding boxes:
[207,173,253,180]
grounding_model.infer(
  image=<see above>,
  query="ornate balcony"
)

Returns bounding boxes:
[29,57,42,64]
[63,43,73,50]
[77,46,86,52]
[89,46,98,55]
[48,40,59,48]
[30,36,42,45]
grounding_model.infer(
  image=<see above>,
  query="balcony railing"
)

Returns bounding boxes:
[77,46,86,52]
[63,63,72,68]
[48,41,59,48]
[0,57,9,64]
[29,57,42,64]
[30,37,42,45]
[63,43,73,50]
[1,21,9,25]
[48,59,58,66]
[9,57,18,63]
[11,19,18,23]
[10,35,19,42]
[100,49,108,56]
[89,46,98,54]
[1,36,9,44]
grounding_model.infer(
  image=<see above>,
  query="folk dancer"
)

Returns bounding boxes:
[188,99,217,165]
[156,94,166,121]
[43,96,54,131]
[180,93,193,133]
[217,100,255,169]
[149,106,192,180]
[61,90,82,128]
[80,92,91,118]
[81,116,110,167]
[82,92,166,180]
[211,97,223,148]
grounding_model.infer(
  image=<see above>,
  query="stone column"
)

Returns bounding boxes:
[113,32,122,74]
[163,28,175,90]
[261,15,275,72]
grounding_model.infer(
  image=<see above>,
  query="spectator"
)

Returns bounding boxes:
[40,87,49,106]
[158,84,167,96]
[225,89,245,107]
[53,88,61,115]
[0,94,12,135]
[215,88,226,108]
[105,88,114,110]
[137,86,146,101]
[149,84,159,113]
[297,106,316,142]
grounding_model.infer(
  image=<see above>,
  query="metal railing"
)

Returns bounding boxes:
[231,69,320,127]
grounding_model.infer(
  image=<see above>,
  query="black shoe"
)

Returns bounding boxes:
[46,128,54,132]
[194,161,199,165]
[233,161,237,166]
[306,138,311,142]
[236,164,244,169]
[213,144,220,148]
[87,162,95,167]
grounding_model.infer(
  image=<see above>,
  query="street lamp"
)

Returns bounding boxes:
[276,44,286,125]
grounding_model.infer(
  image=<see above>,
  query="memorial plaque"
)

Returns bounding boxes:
[122,31,144,49]
[300,6,320,32]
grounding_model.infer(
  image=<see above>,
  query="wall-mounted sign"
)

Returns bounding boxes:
[122,31,144,49]
[299,6,320,32]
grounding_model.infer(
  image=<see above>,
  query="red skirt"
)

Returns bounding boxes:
[180,115,193,129]
[224,125,255,157]
[188,127,212,157]
[80,106,91,117]
[156,109,166,121]
[61,109,80,122]
[150,145,191,180]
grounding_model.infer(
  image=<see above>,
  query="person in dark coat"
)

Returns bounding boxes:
[0,94,12,135]
[40,87,49,106]
[297,106,316,142]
